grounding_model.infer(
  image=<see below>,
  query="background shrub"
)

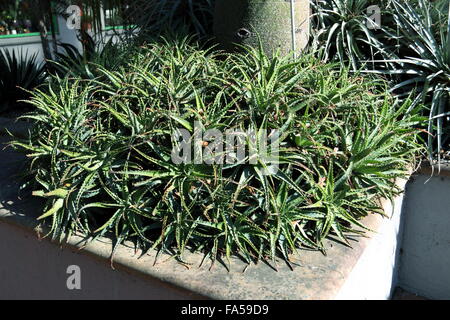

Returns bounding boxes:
[369,0,450,161]
[48,31,136,79]
[311,0,392,70]
[0,48,46,115]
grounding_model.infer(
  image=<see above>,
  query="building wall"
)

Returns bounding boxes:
[335,177,408,300]
[0,17,80,63]
[0,15,124,63]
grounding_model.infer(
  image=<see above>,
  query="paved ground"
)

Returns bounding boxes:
[392,287,428,300]
[0,135,43,220]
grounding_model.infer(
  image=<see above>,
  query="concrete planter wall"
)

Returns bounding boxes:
[397,165,450,299]
[0,133,410,299]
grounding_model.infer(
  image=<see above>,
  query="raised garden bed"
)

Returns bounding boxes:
[0,136,409,299]
[1,0,448,301]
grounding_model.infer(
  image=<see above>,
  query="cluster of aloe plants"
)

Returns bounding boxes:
[12,36,424,267]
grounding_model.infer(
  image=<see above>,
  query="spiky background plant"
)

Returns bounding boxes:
[52,0,216,37]
[312,0,450,161]
[369,0,450,162]
[49,32,135,79]
[0,48,46,114]
[12,36,424,268]
[311,0,391,70]
[128,0,216,37]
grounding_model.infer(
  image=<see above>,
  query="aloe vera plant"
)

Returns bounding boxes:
[13,36,423,269]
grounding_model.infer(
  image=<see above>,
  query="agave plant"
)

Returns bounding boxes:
[0,48,46,114]
[370,0,450,162]
[311,0,391,70]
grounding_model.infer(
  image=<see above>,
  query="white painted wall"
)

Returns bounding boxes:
[0,34,49,62]
[0,15,126,63]
[0,16,79,63]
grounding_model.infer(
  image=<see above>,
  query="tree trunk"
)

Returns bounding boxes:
[38,20,52,61]
[213,0,310,56]
[46,0,58,57]
[37,0,55,61]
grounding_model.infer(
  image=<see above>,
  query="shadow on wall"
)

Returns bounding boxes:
[397,171,450,300]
